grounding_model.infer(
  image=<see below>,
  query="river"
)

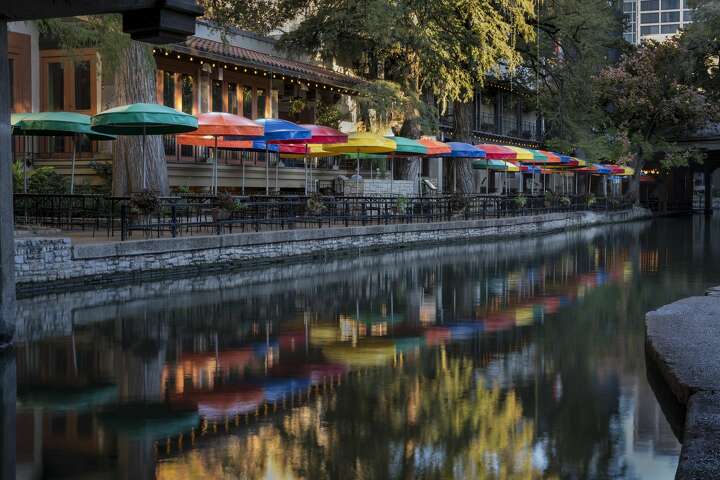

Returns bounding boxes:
[11,215,720,479]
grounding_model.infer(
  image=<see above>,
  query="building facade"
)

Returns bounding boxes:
[622,0,693,44]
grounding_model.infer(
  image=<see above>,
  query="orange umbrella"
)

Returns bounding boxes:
[418,137,452,156]
[181,112,264,193]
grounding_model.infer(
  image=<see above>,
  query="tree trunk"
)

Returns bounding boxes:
[112,41,169,195]
[451,100,475,193]
[397,115,422,183]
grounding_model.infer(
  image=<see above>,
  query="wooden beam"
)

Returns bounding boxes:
[1,0,159,20]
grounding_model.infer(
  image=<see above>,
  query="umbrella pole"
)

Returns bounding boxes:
[485,157,489,195]
[304,144,308,195]
[23,136,28,193]
[242,155,245,195]
[356,152,360,193]
[275,151,279,193]
[142,125,147,191]
[213,135,219,194]
[265,145,269,195]
[390,155,394,195]
[70,134,77,194]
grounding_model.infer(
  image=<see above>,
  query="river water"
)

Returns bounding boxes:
[12,215,720,479]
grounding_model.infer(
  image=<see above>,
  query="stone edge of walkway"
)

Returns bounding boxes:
[645,292,720,479]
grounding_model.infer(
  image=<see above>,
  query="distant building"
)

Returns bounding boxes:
[622,0,693,45]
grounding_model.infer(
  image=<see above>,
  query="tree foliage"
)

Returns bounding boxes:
[517,0,626,156]
[592,39,718,199]
[274,0,536,134]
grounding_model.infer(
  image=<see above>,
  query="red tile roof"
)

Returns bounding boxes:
[173,37,362,90]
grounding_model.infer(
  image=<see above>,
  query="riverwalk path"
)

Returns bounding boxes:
[646,288,720,479]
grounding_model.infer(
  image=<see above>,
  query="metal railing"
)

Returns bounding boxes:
[13,193,635,241]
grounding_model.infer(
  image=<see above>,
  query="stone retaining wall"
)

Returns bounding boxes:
[14,208,650,290]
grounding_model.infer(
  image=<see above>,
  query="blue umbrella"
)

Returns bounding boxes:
[440,142,486,193]
[257,377,312,403]
[254,119,312,194]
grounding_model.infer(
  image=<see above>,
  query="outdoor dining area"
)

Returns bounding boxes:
[11,103,639,241]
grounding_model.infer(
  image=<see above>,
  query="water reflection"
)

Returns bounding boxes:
[14,216,720,479]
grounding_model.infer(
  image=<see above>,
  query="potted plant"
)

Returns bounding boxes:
[584,193,596,208]
[559,195,571,208]
[513,194,527,209]
[448,192,468,217]
[394,195,409,215]
[306,193,326,215]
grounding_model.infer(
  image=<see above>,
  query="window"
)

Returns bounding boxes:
[242,86,253,118]
[623,1,635,11]
[181,74,194,115]
[641,0,659,10]
[228,82,238,114]
[257,89,266,118]
[641,24,660,34]
[661,0,679,8]
[623,32,636,42]
[212,80,223,112]
[661,23,679,33]
[683,10,693,21]
[48,62,64,111]
[163,71,175,108]
[74,60,91,110]
[641,12,659,22]
[661,11,680,22]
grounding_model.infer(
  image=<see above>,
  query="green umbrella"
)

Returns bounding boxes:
[386,136,427,194]
[92,103,198,190]
[11,112,116,194]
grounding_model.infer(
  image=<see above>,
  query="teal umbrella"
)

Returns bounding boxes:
[92,103,198,190]
[386,136,427,194]
[12,112,116,193]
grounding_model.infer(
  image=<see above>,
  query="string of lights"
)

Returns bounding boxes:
[152,48,358,95]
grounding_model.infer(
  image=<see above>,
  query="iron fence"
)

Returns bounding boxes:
[13,193,636,241]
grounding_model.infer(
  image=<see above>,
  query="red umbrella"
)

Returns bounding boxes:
[179,112,264,193]
[475,144,517,159]
[287,124,347,193]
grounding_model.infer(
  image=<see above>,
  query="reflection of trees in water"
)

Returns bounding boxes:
[157,350,548,480]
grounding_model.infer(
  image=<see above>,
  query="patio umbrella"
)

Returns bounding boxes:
[475,144,519,195]
[11,112,116,193]
[324,132,396,193]
[92,103,198,190]
[418,137,451,156]
[295,124,347,194]
[255,119,312,195]
[438,142,486,193]
[386,136,427,194]
[211,140,279,195]
[176,112,263,194]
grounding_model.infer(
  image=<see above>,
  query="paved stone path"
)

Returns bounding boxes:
[646,291,720,479]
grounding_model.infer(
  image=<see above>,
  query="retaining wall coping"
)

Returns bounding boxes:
[66,211,619,260]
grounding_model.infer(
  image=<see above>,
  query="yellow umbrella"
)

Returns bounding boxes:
[506,146,534,161]
[280,144,337,159]
[514,307,534,326]
[324,133,397,184]
[322,339,396,368]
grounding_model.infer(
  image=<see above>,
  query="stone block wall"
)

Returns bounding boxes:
[342,179,416,196]
[14,208,651,290]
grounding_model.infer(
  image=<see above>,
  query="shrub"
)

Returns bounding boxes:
[130,191,160,215]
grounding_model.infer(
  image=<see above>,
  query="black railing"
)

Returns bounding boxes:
[13,193,636,241]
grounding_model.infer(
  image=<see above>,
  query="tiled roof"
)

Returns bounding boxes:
[173,37,362,90]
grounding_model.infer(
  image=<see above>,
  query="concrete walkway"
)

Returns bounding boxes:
[646,290,720,479]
